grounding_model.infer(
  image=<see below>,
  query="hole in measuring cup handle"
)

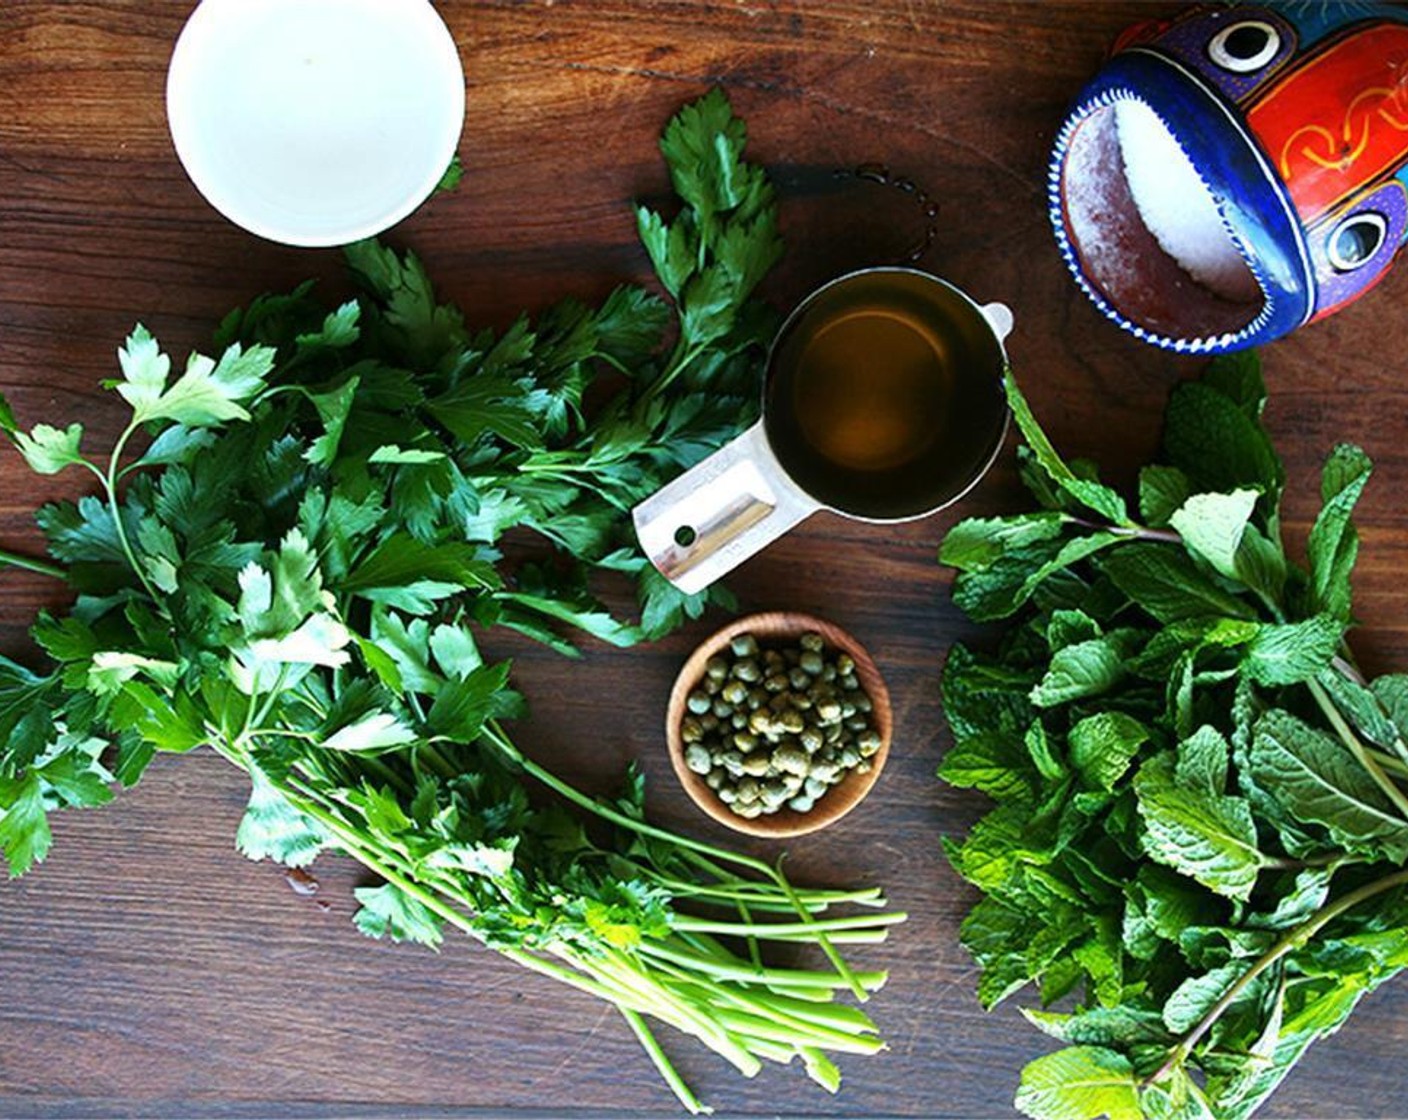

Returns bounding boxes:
[631,423,820,596]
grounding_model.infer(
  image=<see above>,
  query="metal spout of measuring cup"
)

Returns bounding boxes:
[632,273,1013,596]
[631,422,819,595]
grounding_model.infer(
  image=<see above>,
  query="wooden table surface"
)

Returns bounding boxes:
[3,2,1408,1117]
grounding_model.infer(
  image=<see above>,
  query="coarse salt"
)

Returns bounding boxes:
[1115,99,1260,303]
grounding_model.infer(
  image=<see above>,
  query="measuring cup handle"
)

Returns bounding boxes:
[631,421,819,595]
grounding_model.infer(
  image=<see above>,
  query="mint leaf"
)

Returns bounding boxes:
[1169,489,1259,579]
[1244,615,1344,685]
[1068,712,1150,791]
[1031,633,1134,707]
[1140,465,1192,528]
[940,511,1067,571]
[1099,543,1256,624]
[1307,444,1371,622]
[1015,1046,1142,1120]
[1163,380,1283,502]
[1135,754,1264,901]
[1251,708,1408,861]
[1004,370,1130,526]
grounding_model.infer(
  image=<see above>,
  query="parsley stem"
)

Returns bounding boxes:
[0,547,65,580]
[481,722,773,878]
[1148,867,1408,1087]
[483,721,879,1000]
[636,941,887,992]
[104,420,164,605]
[671,912,907,938]
[618,1008,711,1116]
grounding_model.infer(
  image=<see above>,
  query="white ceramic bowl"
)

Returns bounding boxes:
[166,0,465,247]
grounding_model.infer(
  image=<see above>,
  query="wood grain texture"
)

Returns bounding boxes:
[2,1,1408,1117]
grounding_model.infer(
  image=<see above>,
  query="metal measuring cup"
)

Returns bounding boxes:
[632,267,1013,594]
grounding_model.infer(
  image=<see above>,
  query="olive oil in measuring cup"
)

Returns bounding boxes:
[765,269,1008,520]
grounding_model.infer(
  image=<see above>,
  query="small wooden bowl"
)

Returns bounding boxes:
[666,612,892,838]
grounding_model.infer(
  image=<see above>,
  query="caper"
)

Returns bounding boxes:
[721,680,749,706]
[773,744,809,776]
[731,713,747,730]
[845,716,868,732]
[804,775,828,799]
[800,632,824,653]
[703,675,721,696]
[748,709,772,735]
[790,691,813,711]
[680,715,704,743]
[733,731,759,753]
[700,714,719,732]
[761,780,790,808]
[711,699,733,719]
[730,634,759,659]
[741,753,771,777]
[684,744,712,775]
[857,729,882,757]
[686,690,711,715]
[779,709,805,735]
[736,777,760,802]
[840,673,859,691]
[787,794,815,813]
[836,653,855,675]
[706,655,730,681]
[747,688,767,710]
[764,673,789,693]
[811,761,840,783]
[720,750,744,775]
[705,769,725,790]
[854,694,873,714]
[733,658,761,683]
[764,649,786,670]
[734,801,763,819]
[856,760,873,775]
[800,727,824,753]
[815,699,843,723]
[821,664,837,682]
[799,650,824,675]
[839,745,860,768]
[824,723,843,744]
[717,785,738,804]
[788,667,810,691]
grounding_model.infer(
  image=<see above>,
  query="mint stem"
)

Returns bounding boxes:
[1148,867,1408,1086]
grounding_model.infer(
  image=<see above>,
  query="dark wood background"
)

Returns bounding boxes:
[3,2,1407,1117]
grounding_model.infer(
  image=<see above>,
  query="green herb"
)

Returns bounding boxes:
[940,355,1408,1120]
[0,91,900,1114]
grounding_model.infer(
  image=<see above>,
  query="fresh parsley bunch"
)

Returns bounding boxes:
[0,91,904,1114]
[940,354,1408,1120]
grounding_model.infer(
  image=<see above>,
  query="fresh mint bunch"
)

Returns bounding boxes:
[940,354,1408,1120]
[0,92,900,1114]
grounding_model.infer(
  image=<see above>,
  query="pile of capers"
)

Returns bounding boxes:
[680,630,882,820]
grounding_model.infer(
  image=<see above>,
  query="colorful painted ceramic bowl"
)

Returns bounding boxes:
[1051,4,1408,352]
